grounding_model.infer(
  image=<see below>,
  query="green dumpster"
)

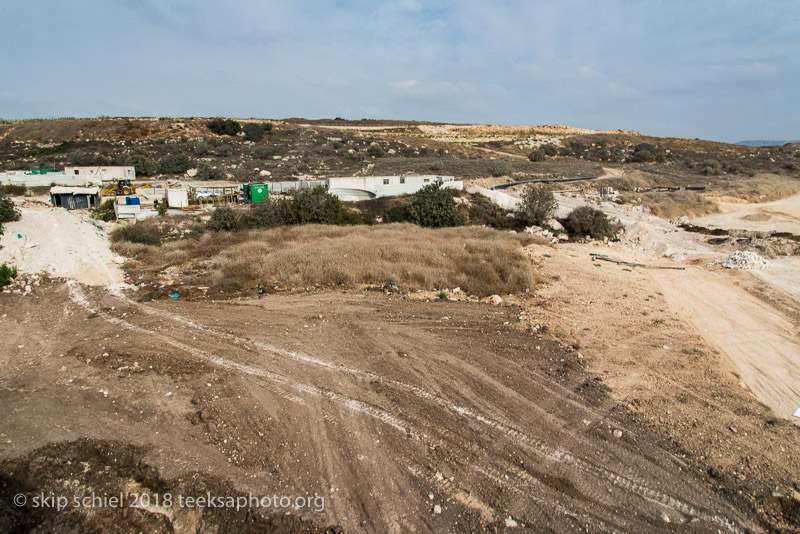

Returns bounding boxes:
[248,183,269,203]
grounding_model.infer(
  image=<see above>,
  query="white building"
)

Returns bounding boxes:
[326,175,462,201]
[0,166,135,187]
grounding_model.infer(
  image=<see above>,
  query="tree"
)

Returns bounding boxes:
[0,193,21,234]
[207,205,238,231]
[406,182,465,228]
[125,149,157,176]
[242,123,265,142]
[157,154,191,175]
[207,118,242,136]
[516,185,557,227]
[564,206,623,239]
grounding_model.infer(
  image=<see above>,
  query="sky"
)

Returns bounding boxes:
[1,1,798,143]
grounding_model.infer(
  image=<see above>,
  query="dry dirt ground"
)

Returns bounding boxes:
[2,202,800,532]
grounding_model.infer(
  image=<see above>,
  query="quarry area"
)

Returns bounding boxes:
[1,118,800,533]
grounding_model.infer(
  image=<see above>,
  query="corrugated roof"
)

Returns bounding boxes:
[50,186,100,194]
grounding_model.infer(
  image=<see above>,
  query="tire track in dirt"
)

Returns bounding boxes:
[94,287,756,532]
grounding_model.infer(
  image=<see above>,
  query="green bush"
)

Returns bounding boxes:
[157,154,191,175]
[564,206,623,239]
[631,143,667,163]
[4,184,27,196]
[490,159,512,177]
[540,144,558,157]
[253,146,274,159]
[516,186,557,227]
[367,144,386,158]
[196,162,225,181]
[0,262,17,287]
[110,224,161,246]
[385,204,410,223]
[0,194,21,234]
[207,118,241,136]
[406,182,465,228]
[237,186,347,229]
[93,154,112,166]
[125,149,158,177]
[157,203,169,216]
[92,198,116,222]
[242,123,266,142]
[528,149,546,162]
[207,205,239,231]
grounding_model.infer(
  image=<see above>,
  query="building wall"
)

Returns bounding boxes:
[1,166,135,187]
[326,175,462,201]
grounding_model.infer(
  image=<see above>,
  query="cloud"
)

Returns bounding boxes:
[0,0,798,141]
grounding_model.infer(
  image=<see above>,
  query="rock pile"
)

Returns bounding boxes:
[1,272,41,295]
[711,250,770,269]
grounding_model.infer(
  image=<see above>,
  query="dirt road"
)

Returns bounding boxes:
[647,266,800,421]
[0,280,759,532]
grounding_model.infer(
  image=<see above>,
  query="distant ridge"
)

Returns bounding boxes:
[736,140,800,147]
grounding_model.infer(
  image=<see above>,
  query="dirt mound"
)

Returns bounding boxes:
[0,204,123,286]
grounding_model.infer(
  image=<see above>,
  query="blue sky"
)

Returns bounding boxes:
[1,1,798,142]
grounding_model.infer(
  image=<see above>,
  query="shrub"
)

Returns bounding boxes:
[4,184,27,196]
[564,206,623,239]
[516,186,557,227]
[195,140,213,156]
[207,118,242,136]
[528,149,546,162]
[385,204,411,223]
[406,182,465,228]
[242,123,265,142]
[93,154,112,166]
[0,194,21,233]
[0,262,17,287]
[252,146,274,159]
[196,162,225,180]
[540,144,558,157]
[110,224,161,246]
[157,154,191,175]
[490,159,512,177]
[289,186,347,225]
[261,122,274,132]
[631,143,667,163]
[157,203,169,216]
[367,144,386,158]
[92,198,116,222]
[207,205,239,231]
[125,150,158,176]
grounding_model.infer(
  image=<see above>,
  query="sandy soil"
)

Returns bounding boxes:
[0,202,124,287]
[694,194,800,234]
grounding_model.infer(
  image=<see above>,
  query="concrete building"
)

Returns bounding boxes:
[326,175,462,201]
[1,166,135,187]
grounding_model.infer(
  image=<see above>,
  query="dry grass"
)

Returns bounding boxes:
[125,223,543,296]
[621,191,719,219]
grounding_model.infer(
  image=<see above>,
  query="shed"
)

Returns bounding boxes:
[166,189,189,208]
[50,186,101,210]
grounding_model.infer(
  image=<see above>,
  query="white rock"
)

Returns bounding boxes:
[186,168,198,177]
[433,504,442,514]
[505,516,519,528]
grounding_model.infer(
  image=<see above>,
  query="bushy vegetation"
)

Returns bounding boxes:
[3,184,27,196]
[564,206,623,239]
[528,149,546,162]
[540,144,558,157]
[157,154,191,175]
[404,182,465,228]
[0,262,17,287]
[207,205,238,232]
[91,198,116,222]
[631,143,667,163]
[196,162,226,181]
[125,149,158,176]
[242,122,273,142]
[367,144,386,158]
[207,118,242,136]
[252,146,274,159]
[490,159,512,176]
[515,185,557,227]
[210,186,349,231]
[110,224,161,246]
[0,194,21,234]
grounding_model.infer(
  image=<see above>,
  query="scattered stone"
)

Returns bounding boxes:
[612,429,623,439]
[711,250,769,269]
[505,516,519,528]
[432,504,442,515]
